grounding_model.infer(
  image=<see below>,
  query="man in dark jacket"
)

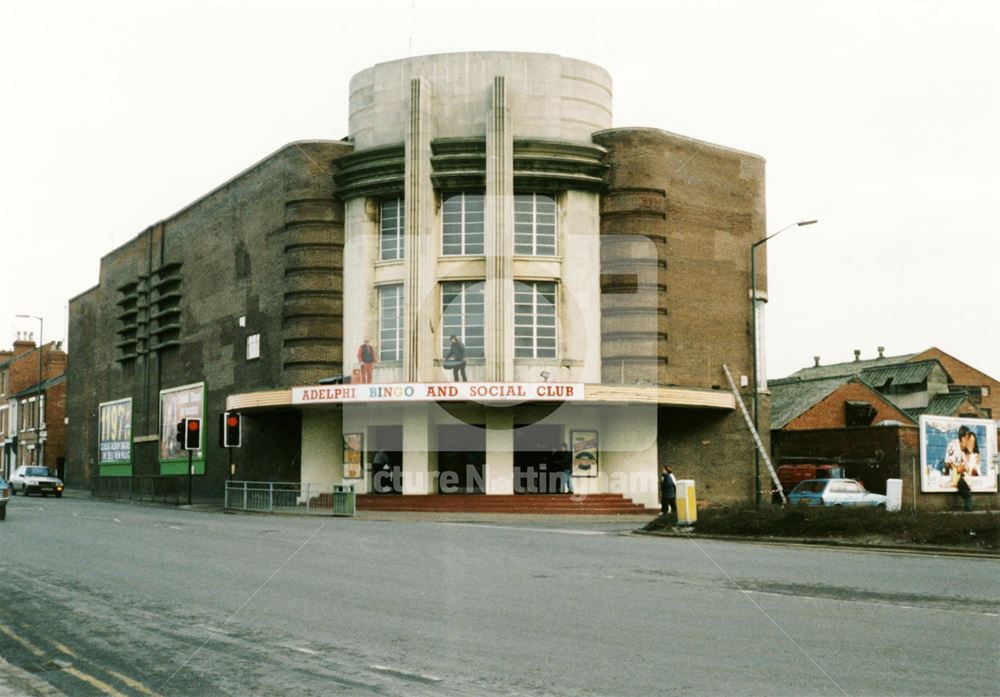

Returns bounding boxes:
[556,442,573,494]
[660,466,677,521]
[445,335,467,382]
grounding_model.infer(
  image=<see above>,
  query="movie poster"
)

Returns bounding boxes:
[571,429,599,478]
[920,415,997,493]
[159,383,204,472]
[98,398,132,474]
[343,433,364,479]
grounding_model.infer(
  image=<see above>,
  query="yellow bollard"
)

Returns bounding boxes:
[676,479,697,524]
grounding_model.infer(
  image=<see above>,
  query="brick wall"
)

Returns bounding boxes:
[67,141,353,496]
[784,380,912,430]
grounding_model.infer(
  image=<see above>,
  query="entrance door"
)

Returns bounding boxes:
[437,424,486,494]
[514,424,564,494]
[370,425,403,494]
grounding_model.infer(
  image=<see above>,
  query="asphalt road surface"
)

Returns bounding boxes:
[1,497,997,696]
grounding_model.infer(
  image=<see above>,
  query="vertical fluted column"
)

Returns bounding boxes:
[485,75,514,382]
[404,78,433,382]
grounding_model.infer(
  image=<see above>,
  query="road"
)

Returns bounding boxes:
[0,497,997,696]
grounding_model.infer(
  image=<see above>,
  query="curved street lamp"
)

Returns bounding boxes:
[750,220,817,507]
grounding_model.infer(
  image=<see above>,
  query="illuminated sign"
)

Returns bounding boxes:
[292,382,585,405]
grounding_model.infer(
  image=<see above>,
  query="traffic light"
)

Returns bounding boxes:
[221,412,241,448]
[176,420,186,447]
[183,417,201,450]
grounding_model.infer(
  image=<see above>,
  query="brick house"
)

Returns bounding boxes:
[0,335,69,479]
[771,348,998,508]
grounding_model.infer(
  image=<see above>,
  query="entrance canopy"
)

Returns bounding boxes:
[227,383,735,411]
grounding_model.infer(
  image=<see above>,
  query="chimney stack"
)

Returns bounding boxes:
[877,346,885,359]
[813,356,821,367]
[854,349,861,362]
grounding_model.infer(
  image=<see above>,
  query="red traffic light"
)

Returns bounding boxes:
[221,411,242,448]
[183,417,201,450]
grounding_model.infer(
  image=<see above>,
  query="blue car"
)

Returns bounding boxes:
[787,478,887,508]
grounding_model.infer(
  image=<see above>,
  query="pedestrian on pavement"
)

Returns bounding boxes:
[956,472,973,512]
[660,465,677,522]
[357,339,377,384]
[444,335,467,382]
[556,442,573,494]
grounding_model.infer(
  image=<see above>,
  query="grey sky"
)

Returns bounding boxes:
[2,0,997,381]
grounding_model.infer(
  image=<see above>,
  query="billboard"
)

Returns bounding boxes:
[920,415,997,493]
[159,382,205,475]
[98,398,132,476]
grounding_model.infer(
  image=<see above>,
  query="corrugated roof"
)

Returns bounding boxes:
[906,392,978,419]
[857,359,944,389]
[789,352,915,381]
[770,376,850,429]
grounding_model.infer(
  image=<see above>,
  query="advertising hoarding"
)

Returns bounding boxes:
[98,398,132,476]
[919,415,997,493]
[159,383,205,475]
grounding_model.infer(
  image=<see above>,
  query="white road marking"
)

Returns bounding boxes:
[369,664,443,683]
[279,643,319,656]
[0,624,45,657]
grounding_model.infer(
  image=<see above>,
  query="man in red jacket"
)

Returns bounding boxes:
[357,339,377,384]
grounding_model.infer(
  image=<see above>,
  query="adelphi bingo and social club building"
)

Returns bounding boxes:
[67,52,770,510]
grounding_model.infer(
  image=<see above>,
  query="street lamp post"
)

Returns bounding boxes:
[15,315,43,469]
[750,220,817,507]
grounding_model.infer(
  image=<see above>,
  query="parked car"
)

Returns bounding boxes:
[0,476,9,520]
[10,465,64,497]
[787,478,887,508]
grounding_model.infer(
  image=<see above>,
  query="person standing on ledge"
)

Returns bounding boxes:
[357,339,377,384]
[445,334,467,382]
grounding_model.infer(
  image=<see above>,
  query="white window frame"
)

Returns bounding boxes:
[378,284,404,362]
[514,281,558,359]
[441,281,485,359]
[246,333,261,361]
[441,192,485,256]
[379,197,405,261]
[514,193,557,256]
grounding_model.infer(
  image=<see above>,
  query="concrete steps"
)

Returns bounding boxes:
[348,493,656,515]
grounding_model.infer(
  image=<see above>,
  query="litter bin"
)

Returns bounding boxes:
[675,479,697,525]
[332,484,356,517]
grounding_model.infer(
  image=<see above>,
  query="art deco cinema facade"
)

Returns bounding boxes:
[68,52,768,508]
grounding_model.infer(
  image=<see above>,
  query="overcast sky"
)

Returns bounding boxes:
[2,0,998,382]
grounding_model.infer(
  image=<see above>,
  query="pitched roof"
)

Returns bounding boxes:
[905,392,982,419]
[769,376,850,430]
[789,352,916,381]
[857,359,948,389]
[12,374,66,399]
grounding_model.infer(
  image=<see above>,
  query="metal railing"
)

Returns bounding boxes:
[224,481,355,517]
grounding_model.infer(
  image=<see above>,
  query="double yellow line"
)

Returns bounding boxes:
[0,623,155,697]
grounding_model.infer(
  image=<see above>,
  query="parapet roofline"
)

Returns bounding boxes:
[593,126,765,163]
[97,139,352,266]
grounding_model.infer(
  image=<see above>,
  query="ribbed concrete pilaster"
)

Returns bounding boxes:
[404,78,434,382]
[485,76,514,382]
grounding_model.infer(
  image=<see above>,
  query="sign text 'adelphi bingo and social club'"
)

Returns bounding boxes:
[292,382,586,405]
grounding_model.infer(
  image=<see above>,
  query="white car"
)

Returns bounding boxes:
[10,465,64,497]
